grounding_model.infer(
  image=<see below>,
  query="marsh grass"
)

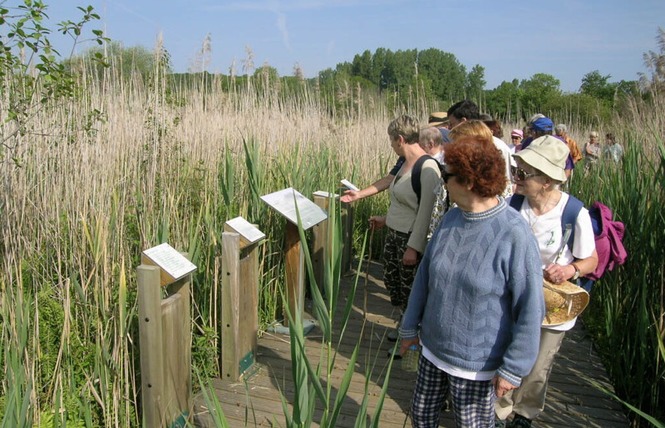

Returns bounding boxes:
[0,59,402,425]
[5,47,662,426]
[570,96,665,426]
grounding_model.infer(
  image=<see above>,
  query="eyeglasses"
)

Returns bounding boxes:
[511,166,540,181]
[442,171,457,184]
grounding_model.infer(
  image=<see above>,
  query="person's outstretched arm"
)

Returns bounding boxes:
[340,174,393,203]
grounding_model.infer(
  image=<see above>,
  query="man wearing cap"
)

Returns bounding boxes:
[496,135,598,428]
[521,116,575,179]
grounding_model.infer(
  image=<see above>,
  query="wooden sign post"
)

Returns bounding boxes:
[220,217,265,381]
[138,243,196,427]
[312,190,355,290]
[261,188,327,331]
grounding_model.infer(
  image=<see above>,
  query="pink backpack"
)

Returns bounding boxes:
[586,201,627,281]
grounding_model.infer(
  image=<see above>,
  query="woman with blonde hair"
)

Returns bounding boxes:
[369,115,441,345]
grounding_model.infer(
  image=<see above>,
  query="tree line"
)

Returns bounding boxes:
[65,39,653,128]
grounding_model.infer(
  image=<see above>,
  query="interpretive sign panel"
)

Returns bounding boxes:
[260,187,327,230]
[225,216,265,246]
[142,243,197,287]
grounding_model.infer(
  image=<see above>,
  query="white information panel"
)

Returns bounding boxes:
[312,190,339,199]
[261,187,328,230]
[142,243,197,281]
[225,216,265,244]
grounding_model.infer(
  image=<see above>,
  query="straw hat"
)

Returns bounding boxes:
[542,279,590,326]
[428,112,448,127]
[512,135,570,182]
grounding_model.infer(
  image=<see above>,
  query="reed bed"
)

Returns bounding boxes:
[0,66,405,425]
[569,94,665,426]
[2,57,663,426]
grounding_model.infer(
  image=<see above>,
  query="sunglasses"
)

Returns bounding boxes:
[511,166,540,181]
[442,171,457,184]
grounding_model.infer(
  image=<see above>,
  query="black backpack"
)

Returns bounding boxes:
[410,154,440,205]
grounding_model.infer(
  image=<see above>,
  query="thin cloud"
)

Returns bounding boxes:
[109,1,159,27]
[276,12,291,51]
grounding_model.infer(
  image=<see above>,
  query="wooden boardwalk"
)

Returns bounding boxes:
[193,260,629,427]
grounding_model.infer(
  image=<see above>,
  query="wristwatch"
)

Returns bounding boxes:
[571,263,581,281]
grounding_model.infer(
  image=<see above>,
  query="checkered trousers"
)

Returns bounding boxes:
[411,354,496,428]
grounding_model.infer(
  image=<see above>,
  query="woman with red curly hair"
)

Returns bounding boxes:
[399,123,545,428]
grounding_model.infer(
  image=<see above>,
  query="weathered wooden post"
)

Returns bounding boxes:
[312,190,355,286]
[138,243,196,427]
[340,197,354,274]
[220,217,265,380]
[312,191,333,293]
[261,187,327,331]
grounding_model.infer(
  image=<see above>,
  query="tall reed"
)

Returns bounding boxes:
[0,55,403,424]
[570,94,665,426]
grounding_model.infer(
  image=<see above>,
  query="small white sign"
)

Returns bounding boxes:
[340,179,359,191]
[142,243,196,281]
[225,217,265,244]
[261,187,327,230]
[313,190,339,198]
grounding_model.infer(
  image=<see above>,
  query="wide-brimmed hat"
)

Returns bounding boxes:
[428,112,449,127]
[542,279,590,326]
[512,135,569,182]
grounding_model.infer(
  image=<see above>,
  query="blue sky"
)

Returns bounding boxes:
[34,0,665,92]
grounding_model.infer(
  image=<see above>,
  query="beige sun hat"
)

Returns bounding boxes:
[542,279,590,326]
[512,135,570,182]
[428,112,448,127]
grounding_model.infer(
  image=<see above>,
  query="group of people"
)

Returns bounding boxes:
[583,131,624,170]
[341,100,600,428]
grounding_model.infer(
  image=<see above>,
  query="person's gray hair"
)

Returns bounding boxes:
[419,126,444,148]
[555,124,567,134]
[388,114,420,144]
[528,113,545,125]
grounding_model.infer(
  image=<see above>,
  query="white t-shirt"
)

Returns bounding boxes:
[422,345,494,381]
[493,137,515,196]
[516,192,596,331]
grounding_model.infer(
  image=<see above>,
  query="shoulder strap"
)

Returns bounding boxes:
[510,193,584,251]
[411,155,434,205]
[508,194,525,211]
[561,195,584,250]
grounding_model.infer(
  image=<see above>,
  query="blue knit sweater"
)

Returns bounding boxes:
[399,198,545,386]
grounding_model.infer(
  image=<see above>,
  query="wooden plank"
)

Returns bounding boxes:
[312,192,331,293]
[221,232,241,380]
[238,247,258,377]
[161,293,189,424]
[284,221,304,327]
[137,264,165,427]
[340,201,354,274]
[194,260,631,428]
[221,232,258,380]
